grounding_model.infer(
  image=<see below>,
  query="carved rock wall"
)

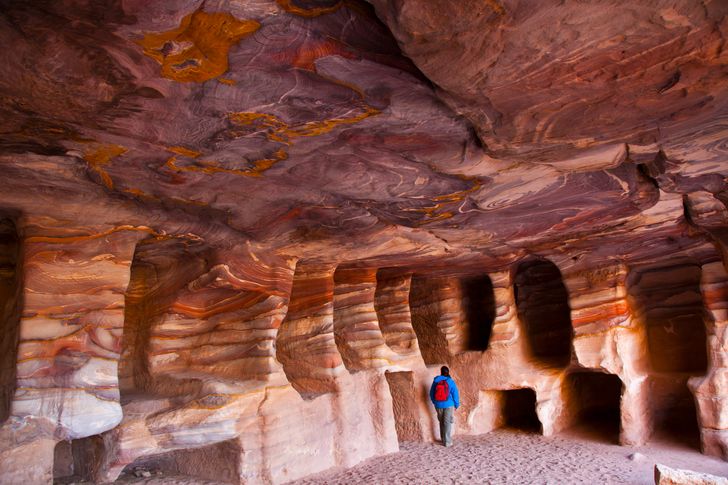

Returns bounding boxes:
[0,227,724,483]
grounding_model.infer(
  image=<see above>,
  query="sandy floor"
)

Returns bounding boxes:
[67,428,728,485]
[287,428,728,485]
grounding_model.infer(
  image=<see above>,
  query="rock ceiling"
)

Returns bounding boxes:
[1,0,727,270]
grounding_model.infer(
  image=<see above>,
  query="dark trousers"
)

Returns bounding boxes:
[436,406,454,446]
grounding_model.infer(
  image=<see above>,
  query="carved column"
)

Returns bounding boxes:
[691,260,728,459]
[0,221,146,482]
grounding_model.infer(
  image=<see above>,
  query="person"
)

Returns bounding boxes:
[429,365,460,447]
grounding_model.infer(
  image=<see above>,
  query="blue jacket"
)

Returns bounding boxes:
[430,375,459,409]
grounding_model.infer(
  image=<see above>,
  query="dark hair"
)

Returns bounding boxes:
[440,366,450,377]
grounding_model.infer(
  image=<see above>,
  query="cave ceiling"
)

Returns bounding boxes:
[0,0,727,270]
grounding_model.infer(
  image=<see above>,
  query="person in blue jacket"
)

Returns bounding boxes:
[429,365,460,447]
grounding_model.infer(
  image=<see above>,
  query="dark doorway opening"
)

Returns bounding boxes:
[119,439,241,483]
[501,388,541,432]
[626,263,707,373]
[651,382,701,450]
[0,216,21,423]
[461,275,496,351]
[53,435,105,484]
[385,371,423,442]
[567,372,622,444]
[514,259,572,367]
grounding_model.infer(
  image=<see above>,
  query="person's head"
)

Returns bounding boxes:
[440,366,450,377]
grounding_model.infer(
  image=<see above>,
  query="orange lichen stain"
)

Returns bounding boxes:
[165,147,289,178]
[217,77,236,85]
[166,91,378,177]
[137,10,260,83]
[122,181,207,207]
[123,188,160,202]
[229,100,378,143]
[82,144,127,190]
[409,175,482,225]
[167,146,202,158]
[432,176,482,202]
[276,0,343,17]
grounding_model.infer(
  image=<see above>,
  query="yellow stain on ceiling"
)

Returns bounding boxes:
[405,174,482,226]
[167,146,202,158]
[166,85,379,177]
[276,0,343,17]
[137,10,260,83]
[229,100,378,142]
[82,143,127,190]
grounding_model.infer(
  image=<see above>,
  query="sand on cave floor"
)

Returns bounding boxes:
[287,428,728,485]
[105,427,728,485]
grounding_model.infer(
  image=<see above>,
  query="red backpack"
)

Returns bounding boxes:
[434,379,450,401]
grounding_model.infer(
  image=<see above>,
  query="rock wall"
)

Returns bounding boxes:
[0,219,725,483]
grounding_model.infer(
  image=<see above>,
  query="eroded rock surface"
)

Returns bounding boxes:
[0,0,727,483]
[655,463,728,485]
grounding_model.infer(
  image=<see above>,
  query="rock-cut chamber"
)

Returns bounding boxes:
[461,274,496,351]
[0,216,21,423]
[566,372,622,444]
[514,259,572,367]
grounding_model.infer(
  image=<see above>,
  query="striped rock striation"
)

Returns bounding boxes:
[0,0,727,483]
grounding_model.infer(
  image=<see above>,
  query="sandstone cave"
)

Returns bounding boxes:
[1,0,728,483]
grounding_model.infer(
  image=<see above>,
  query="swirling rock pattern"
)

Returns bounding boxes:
[0,0,727,482]
[333,267,390,370]
[373,269,419,355]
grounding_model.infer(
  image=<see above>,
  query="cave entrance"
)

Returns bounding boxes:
[651,383,701,450]
[53,440,74,483]
[0,216,21,423]
[566,372,622,444]
[385,371,423,442]
[119,439,242,483]
[53,436,103,484]
[500,388,541,432]
[514,259,572,367]
[627,262,707,373]
[461,275,495,351]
